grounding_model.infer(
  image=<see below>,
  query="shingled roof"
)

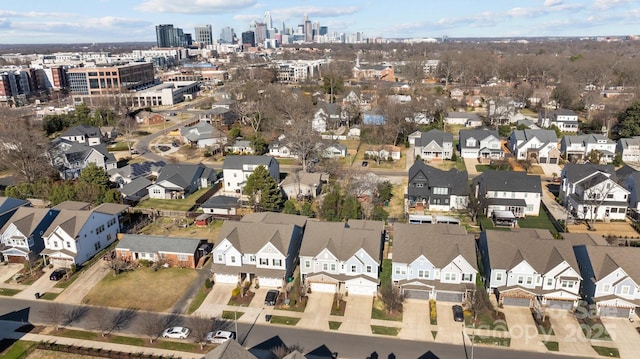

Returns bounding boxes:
[216,221,295,254]
[299,221,382,262]
[0,207,58,237]
[117,234,204,254]
[474,170,542,194]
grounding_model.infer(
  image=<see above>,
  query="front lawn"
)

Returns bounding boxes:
[592,346,620,358]
[83,267,199,312]
[222,310,244,320]
[228,291,255,306]
[465,310,508,331]
[39,292,60,301]
[329,321,342,330]
[330,293,346,316]
[470,335,511,347]
[475,164,492,172]
[0,340,36,359]
[578,316,612,340]
[187,284,211,314]
[544,341,559,351]
[0,288,21,296]
[371,297,403,322]
[371,325,401,336]
[269,315,300,326]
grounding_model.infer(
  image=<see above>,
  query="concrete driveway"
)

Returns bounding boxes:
[192,283,236,317]
[435,302,465,345]
[501,306,546,351]
[298,292,333,331]
[340,294,373,335]
[400,299,431,341]
[546,309,593,356]
[600,316,638,359]
[0,263,23,283]
[55,260,111,304]
[538,163,562,179]
[13,266,62,300]
[463,158,480,179]
[251,287,270,309]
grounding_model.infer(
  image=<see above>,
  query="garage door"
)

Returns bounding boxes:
[259,277,282,288]
[51,258,72,269]
[502,297,531,307]
[436,291,463,302]
[214,273,238,284]
[599,306,631,318]
[346,283,376,296]
[546,300,574,310]
[310,282,336,293]
[550,158,558,164]
[403,289,430,300]
[539,157,548,164]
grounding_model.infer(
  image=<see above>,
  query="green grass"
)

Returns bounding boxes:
[476,165,492,172]
[222,310,244,320]
[578,316,612,340]
[39,292,60,300]
[329,321,342,330]
[157,340,200,352]
[371,298,403,321]
[0,340,36,359]
[544,341,559,351]
[517,207,559,236]
[269,315,300,326]
[0,288,21,296]
[470,335,511,347]
[54,274,79,289]
[187,286,210,314]
[465,311,509,331]
[478,215,510,231]
[431,330,438,339]
[380,259,392,287]
[592,346,620,358]
[110,335,145,346]
[371,325,401,336]
[108,141,135,152]
[58,329,98,340]
[136,187,212,211]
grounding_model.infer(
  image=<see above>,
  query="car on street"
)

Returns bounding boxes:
[162,326,191,339]
[172,142,179,147]
[452,305,464,322]
[264,289,279,306]
[361,161,368,167]
[130,149,139,154]
[206,330,236,344]
[49,268,67,281]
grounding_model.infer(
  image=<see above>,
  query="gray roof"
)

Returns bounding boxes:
[447,111,481,120]
[459,129,500,150]
[0,207,58,237]
[392,223,476,268]
[241,212,308,228]
[108,161,166,180]
[552,109,578,117]
[53,201,91,210]
[223,155,277,170]
[617,136,640,150]
[120,177,153,197]
[414,129,453,148]
[43,209,93,239]
[299,221,382,262]
[408,161,470,196]
[180,122,225,142]
[117,234,204,254]
[474,170,542,194]
[347,219,384,232]
[61,124,101,138]
[483,229,580,274]
[93,203,129,215]
[511,129,558,148]
[280,171,323,188]
[562,163,615,183]
[216,221,295,254]
[156,163,213,189]
[579,246,640,284]
[0,197,29,215]
[202,195,240,209]
[563,133,615,146]
[203,339,256,359]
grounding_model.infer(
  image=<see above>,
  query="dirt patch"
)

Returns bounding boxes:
[567,221,640,239]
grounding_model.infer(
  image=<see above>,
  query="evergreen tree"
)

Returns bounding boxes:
[617,102,640,138]
[300,202,315,218]
[341,195,362,220]
[283,199,299,215]
[244,165,283,212]
[320,185,342,221]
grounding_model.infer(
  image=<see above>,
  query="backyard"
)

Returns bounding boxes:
[136,187,213,211]
[83,267,199,311]
[138,217,223,239]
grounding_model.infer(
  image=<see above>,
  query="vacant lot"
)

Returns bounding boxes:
[83,267,199,312]
[567,221,639,239]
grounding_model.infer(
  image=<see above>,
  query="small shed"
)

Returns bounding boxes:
[195,213,213,227]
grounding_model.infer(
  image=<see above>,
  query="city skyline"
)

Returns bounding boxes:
[1,0,639,44]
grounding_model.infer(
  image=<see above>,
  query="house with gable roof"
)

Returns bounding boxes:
[210,213,306,287]
[408,161,469,211]
[222,155,280,193]
[459,129,503,160]
[412,129,454,161]
[573,245,640,318]
[478,229,588,309]
[0,197,30,230]
[147,163,216,199]
[508,129,560,164]
[560,134,616,163]
[299,220,384,296]
[40,203,129,268]
[0,207,60,263]
[179,122,226,149]
[392,223,477,302]
[115,234,209,269]
[48,139,117,179]
[617,136,640,163]
[473,170,542,217]
[60,124,103,146]
[538,108,579,133]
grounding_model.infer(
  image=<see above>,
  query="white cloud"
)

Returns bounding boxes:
[592,0,634,10]
[136,0,257,14]
[270,6,360,20]
[544,0,563,6]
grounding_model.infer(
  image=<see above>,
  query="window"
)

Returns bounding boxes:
[495,273,502,281]
[230,256,236,263]
[249,255,256,262]
[517,276,524,284]
[259,258,268,265]
[546,278,553,286]
[94,242,101,250]
[462,273,472,282]
[621,286,630,295]
[273,259,282,266]
[331,264,336,271]
[305,260,311,268]
[561,280,574,288]
[433,187,448,195]
[415,183,424,188]
[217,254,223,262]
[177,254,188,261]
[526,277,533,285]
[444,273,456,281]
[366,266,372,273]
[66,241,71,248]
[602,284,610,293]
[606,193,614,199]
[323,263,328,271]
[351,265,357,272]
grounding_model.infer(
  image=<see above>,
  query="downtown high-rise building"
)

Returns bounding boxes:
[194,25,213,46]
[264,11,273,31]
[155,24,190,47]
[303,14,312,42]
[220,27,235,43]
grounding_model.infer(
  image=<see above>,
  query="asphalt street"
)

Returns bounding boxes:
[0,297,592,359]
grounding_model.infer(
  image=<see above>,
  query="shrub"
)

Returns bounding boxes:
[138,259,152,268]
[204,278,213,289]
[429,299,437,325]
[231,286,241,298]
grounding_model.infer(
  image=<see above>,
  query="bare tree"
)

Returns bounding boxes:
[90,306,115,337]
[0,118,55,183]
[188,316,214,350]
[139,311,163,343]
[41,302,66,331]
[578,175,619,228]
[378,285,404,315]
[271,343,305,359]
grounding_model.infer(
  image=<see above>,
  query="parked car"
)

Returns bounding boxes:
[361,161,369,167]
[206,330,236,344]
[452,305,464,322]
[172,142,179,147]
[162,326,190,339]
[264,289,279,306]
[130,149,139,154]
[49,268,67,281]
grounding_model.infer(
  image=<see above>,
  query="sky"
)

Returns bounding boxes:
[1,0,639,44]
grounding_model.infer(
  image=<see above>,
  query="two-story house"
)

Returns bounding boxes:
[573,245,640,318]
[60,124,103,146]
[0,197,30,230]
[313,103,347,133]
[444,112,483,127]
[268,136,297,159]
[179,122,226,149]
[408,161,469,212]
[210,217,303,287]
[299,220,384,296]
[459,129,504,160]
[413,129,454,161]
[537,109,579,133]
[560,164,628,221]
[40,203,129,268]
[560,134,616,163]
[473,170,542,217]
[392,223,477,302]
[48,139,117,180]
[222,156,280,193]
[617,136,640,163]
[508,129,560,164]
[0,207,60,263]
[478,229,586,309]
[147,163,217,200]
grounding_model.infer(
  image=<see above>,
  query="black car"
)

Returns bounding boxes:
[452,305,464,322]
[49,268,67,281]
[264,290,279,306]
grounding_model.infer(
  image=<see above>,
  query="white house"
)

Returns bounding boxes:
[268,137,297,158]
[473,171,542,217]
[392,223,477,302]
[147,163,216,200]
[60,125,103,146]
[222,156,280,193]
[574,245,640,318]
[179,122,226,149]
[617,136,640,163]
[459,129,503,160]
[508,129,560,164]
[478,229,585,309]
[40,203,128,268]
[538,109,579,133]
[444,112,482,127]
[321,144,348,159]
[413,129,454,161]
[280,171,326,199]
[364,145,401,161]
[299,220,384,296]
[560,134,616,163]
[0,208,60,263]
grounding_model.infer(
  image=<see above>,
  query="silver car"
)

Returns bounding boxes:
[162,326,191,339]
[206,330,236,344]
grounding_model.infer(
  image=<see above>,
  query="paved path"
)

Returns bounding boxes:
[193,283,236,318]
[339,295,373,335]
[400,299,432,341]
[55,260,111,304]
[463,157,480,179]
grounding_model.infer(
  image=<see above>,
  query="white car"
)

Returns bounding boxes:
[206,330,236,344]
[162,326,191,339]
